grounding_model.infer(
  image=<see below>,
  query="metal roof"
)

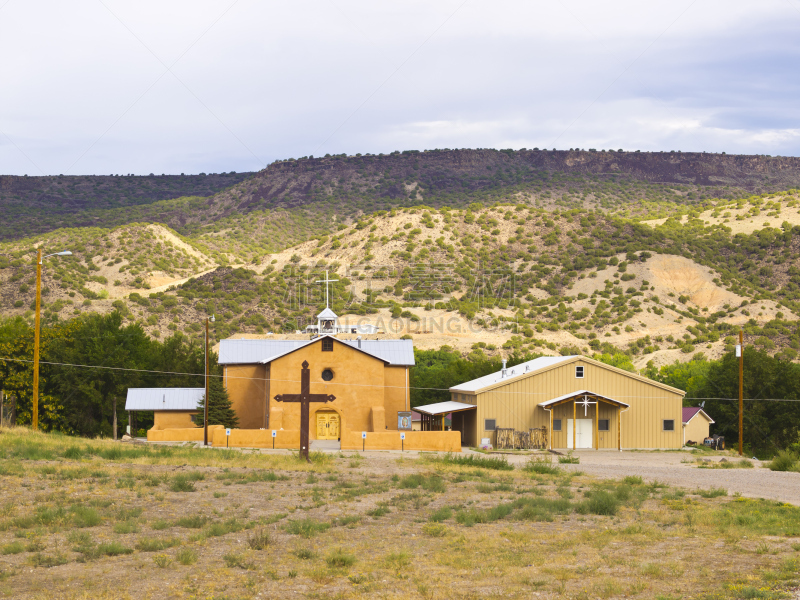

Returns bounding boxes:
[219,339,310,364]
[414,401,476,416]
[683,407,714,424]
[125,388,204,411]
[341,339,415,366]
[219,337,414,366]
[539,390,629,408]
[450,356,574,393]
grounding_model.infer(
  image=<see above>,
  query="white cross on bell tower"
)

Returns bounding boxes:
[315,270,339,308]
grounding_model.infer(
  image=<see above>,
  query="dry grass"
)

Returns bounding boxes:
[0,427,798,599]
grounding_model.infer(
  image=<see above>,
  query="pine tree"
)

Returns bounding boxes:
[198,377,239,429]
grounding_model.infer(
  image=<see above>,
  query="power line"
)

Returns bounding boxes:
[2,355,800,402]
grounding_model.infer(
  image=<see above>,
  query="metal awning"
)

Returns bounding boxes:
[539,390,629,409]
[125,388,204,411]
[414,401,477,416]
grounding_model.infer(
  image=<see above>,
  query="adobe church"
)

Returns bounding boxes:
[218,316,414,441]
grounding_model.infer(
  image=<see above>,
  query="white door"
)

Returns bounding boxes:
[567,419,593,449]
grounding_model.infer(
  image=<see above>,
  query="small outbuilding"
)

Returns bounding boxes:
[682,407,714,445]
[445,355,686,450]
[125,387,204,431]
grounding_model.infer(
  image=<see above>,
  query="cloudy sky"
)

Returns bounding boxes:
[1,0,799,175]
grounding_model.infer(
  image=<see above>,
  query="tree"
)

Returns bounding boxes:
[198,375,239,429]
[689,348,800,457]
[0,316,76,432]
[46,311,154,437]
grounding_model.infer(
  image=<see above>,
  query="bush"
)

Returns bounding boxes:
[135,537,180,552]
[428,453,512,471]
[558,452,579,464]
[768,450,799,472]
[400,474,446,493]
[523,455,560,475]
[247,529,271,550]
[580,491,619,516]
[428,507,452,522]
[98,542,133,556]
[422,522,449,537]
[176,547,198,565]
[695,487,728,498]
[175,515,207,528]
[325,548,357,568]
[169,474,195,492]
[285,518,330,538]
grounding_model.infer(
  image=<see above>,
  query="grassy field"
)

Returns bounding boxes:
[0,428,798,600]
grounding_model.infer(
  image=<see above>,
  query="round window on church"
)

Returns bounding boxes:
[321,369,334,382]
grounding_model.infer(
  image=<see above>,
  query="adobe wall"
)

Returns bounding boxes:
[147,424,224,442]
[153,411,197,430]
[200,426,462,452]
[224,364,268,429]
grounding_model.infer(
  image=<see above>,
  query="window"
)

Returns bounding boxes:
[321,369,334,381]
[575,366,584,378]
[598,419,609,431]
[484,419,496,431]
[322,338,333,352]
[552,419,562,431]
[663,419,675,431]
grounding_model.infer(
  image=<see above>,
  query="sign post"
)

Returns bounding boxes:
[271,429,276,450]
[400,431,405,452]
[226,428,231,448]
[362,431,366,452]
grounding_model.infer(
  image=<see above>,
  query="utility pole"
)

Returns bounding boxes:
[113,397,117,441]
[31,249,71,431]
[204,315,215,446]
[738,330,744,456]
[32,249,42,430]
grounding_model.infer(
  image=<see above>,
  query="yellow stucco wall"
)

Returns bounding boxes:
[211,427,299,449]
[224,364,268,429]
[147,424,224,442]
[206,427,460,452]
[684,413,712,444]
[383,366,409,430]
[341,428,461,452]
[153,411,197,430]
[466,357,684,449]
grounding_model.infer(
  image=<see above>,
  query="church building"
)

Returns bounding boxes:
[218,308,414,447]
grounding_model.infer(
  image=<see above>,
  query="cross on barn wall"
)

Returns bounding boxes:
[273,360,335,461]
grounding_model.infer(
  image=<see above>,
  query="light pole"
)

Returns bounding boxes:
[204,315,215,446]
[32,249,72,430]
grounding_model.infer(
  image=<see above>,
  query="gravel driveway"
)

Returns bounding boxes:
[492,449,800,505]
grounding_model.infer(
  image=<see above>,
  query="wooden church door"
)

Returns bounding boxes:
[316,412,340,440]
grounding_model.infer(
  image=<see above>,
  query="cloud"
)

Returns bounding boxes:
[0,0,798,175]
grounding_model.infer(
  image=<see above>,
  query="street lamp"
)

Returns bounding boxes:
[32,249,72,430]
[204,315,215,446]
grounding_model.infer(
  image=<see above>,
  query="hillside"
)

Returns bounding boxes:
[3,185,800,370]
[0,172,254,240]
[5,149,800,261]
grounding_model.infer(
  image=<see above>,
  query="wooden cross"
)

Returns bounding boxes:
[274,360,335,461]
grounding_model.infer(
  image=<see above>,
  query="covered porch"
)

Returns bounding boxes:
[539,390,629,451]
[414,401,477,447]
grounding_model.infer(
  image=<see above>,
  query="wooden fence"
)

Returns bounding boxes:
[495,427,548,450]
